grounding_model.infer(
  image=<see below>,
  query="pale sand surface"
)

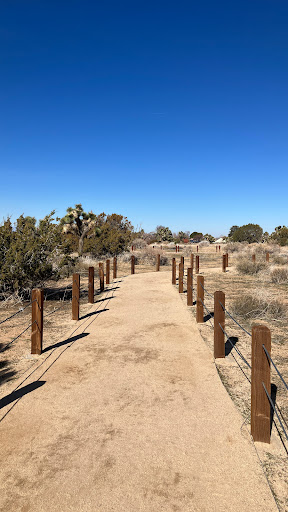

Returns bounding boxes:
[0,272,278,511]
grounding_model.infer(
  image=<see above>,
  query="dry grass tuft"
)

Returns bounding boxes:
[231,290,286,321]
[236,258,267,275]
[269,266,288,284]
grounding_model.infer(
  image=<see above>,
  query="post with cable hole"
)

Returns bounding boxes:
[88,266,94,304]
[214,291,225,358]
[113,256,117,279]
[251,325,271,443]
[222,254,226,273]
[156,254,160,272]
[131,255,135,274]
[179,263,184,293]
[106,259,110,284]
[31,288,44,354]
[187,267,193,306]
[195,255,199,274]
[72,273,80,321]
[99,263,104,292]
[196,275,204,323]
[172,257,176,284]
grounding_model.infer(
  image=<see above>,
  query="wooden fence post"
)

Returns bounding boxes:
[31,288,44,354]
[131,255,135,274]
[266,252,270,263]
[178,245,180,252]
[99,263,104,292]
[187,267,193,306]
[132,245,134,252]
[226,253,229,267]
[180,256,184,268]
[190,253,194,270]
[88,266,94,303]
[219,245,220,251]
[216,246,218,252]
[106,259,110,284]
[252,254,256,263]
[222,254,226,273]
[197,245,199,253]
[195,255,199,274]
[179,263,183,293]
[72,273,80,321]
[251,324,271,443]
[172,257,176,284]
[196,275,204,323]
[214,291,225,358]
[113,256,117,278]
[156,254,160,271]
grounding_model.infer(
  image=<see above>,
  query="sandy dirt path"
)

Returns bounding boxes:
[0,272,277,511]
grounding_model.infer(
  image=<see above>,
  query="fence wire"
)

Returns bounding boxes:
[0,321,36,353]
[262,383,288,442]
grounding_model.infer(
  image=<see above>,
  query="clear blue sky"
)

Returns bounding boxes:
[1,1,287,236]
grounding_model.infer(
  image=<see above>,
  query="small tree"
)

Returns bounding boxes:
[155,226,173,242]
[232,224,263,244]
[190,232,203,242]
[61,204,97,255]
[270,226,288,246]
[84,213,133,255]
[228,225,239,239]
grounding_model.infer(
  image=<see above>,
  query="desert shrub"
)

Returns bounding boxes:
[137,248,169,266]
[232,291,286,320]
[236,258,267,275]
[131,238,147,249]
[182,246,193,256]
[273,255,287,265]
[198,240,210,247]
[225,242,245,253]
[269,267,288,284]
[0,212,65,295]
[253,243,280,255]
[117,252,139,264]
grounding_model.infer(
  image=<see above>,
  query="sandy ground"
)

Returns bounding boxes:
[0,271,278,511]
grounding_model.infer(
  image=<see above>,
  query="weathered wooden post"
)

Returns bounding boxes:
[190,253,194,270]
[178,245,180,252]
[131,245,134,252]
[222,254,226,273]
[219,245,221,251]
[196,275,204,323]
[106,259,110,284]
[179,263,184,293]
[252,254,256,263]
[156,254,160,271]
[31,288,44,354]
[113,256,117,279]
[216,246,218,252]
[266,252,270,263]
[131,255,135,274]
[226,253,229,267]
[195,255,199,274]
[172,257,176,284]
[88,266,94,303]
[180,256,184,268]
[214,291,225,358]
[99,263,104,292]
[197,245,199,253]
[72,273,80,321]
[251,325,271,443]
[187,267,193,306]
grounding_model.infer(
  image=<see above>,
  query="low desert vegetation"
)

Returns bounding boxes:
[231,290,286,321]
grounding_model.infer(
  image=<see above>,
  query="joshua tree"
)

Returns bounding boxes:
[61,204,97,255]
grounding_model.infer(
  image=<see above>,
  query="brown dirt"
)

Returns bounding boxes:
[0,267,278,511]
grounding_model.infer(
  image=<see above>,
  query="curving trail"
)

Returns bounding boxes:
[0,272,277,511]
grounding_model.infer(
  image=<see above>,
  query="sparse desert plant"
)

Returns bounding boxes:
[131,238,147,249]
[117,252,139,264]
[137,247,169,266]
[225,242,247,253]
[198,240,210,247]
[231,290,286,321]
[269,267,288,284]
[272,255,287,265]
[236,258,267,275]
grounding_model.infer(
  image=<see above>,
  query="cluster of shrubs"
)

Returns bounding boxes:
[232,291,286,321]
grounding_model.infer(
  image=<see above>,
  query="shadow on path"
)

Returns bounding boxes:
[0,381,45,410]
[43,333,89,353]
[80,308,109,321]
